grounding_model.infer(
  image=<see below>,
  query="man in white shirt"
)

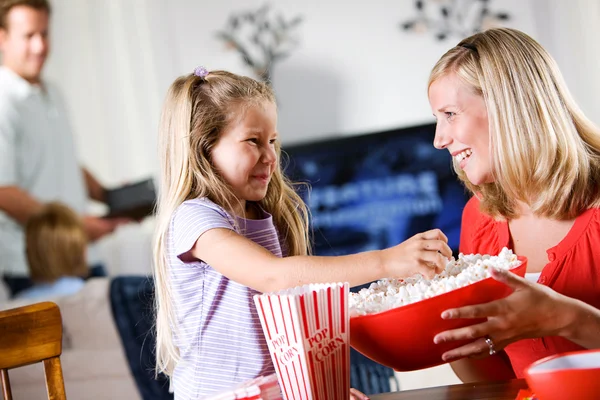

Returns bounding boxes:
[0,0,124,296]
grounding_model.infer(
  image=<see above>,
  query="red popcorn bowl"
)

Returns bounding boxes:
[349,256,527,371]
[524,349,600,400]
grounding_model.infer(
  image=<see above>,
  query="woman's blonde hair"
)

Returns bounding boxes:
[428,28,600,219]
[25,202,88,282]
[153,70,311,376]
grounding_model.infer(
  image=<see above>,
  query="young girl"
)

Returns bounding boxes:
[17,202,88,300]
[153,67,452,398]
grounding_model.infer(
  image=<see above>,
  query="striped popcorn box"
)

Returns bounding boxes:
[254,282,350,400]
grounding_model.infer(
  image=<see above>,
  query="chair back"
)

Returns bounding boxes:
[110,276,173,400]
[0,301,66,400]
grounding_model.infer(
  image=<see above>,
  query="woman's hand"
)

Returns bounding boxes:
[384,229,453,279]
[433,267,581,361]
[350,387,370,400]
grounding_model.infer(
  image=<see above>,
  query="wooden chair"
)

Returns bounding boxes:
[0,302,66,400]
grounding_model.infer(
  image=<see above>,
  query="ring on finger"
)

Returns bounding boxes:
[484,335,497,355]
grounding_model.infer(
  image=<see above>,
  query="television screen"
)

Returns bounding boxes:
[283,123,469,261]
[283,123,471,389]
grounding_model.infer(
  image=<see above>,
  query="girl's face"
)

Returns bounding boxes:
[428,73,493,186]
[211,101,278,214]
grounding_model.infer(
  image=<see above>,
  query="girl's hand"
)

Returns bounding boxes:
[384,229,452,279]
[433,267,579,361]
[350,387,370,400]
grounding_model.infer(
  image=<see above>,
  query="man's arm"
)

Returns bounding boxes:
[0,101,35,223]
[0,186,44,225]
[82,167,107,204]
[0,186,121,241]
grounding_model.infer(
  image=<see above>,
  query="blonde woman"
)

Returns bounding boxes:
[153,67,452,398]
[428,28,600,382]
[18,202,88,299]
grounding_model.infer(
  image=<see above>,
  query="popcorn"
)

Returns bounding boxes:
[349,247,521,316]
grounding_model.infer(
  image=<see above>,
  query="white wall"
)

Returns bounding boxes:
[42,0,600,189]
[43,0,541,186]
[530,0,600,126]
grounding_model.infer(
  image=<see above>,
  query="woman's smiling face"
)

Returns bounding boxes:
[429,73,493,186]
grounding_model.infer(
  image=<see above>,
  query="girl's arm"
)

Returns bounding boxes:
[185,227,452,292]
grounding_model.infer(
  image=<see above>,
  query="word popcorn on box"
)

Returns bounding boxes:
[254,282,350,400]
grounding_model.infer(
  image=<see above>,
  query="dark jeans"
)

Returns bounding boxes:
[3,264,108,299]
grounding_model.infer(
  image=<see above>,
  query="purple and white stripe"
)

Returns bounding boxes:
[168,198,281,399]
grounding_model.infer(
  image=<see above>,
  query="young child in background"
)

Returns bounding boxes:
[17,202,88,300]
[153,67,452,399]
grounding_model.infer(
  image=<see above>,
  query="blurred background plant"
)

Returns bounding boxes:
[217,4,303,81]
[401,0,510,41]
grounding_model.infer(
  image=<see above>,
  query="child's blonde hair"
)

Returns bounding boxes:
[153,70,310,376]
[25,202,88,282]
[428,28,600,220]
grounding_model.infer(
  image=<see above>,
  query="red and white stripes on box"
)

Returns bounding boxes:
[254,283,350,400]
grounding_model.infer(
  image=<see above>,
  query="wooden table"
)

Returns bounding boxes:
[371,379,529,400]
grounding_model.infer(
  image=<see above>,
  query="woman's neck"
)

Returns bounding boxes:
[514,200,533,218]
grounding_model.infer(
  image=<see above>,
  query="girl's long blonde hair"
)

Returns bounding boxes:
[428,28,600,219]
[153,71,310,376]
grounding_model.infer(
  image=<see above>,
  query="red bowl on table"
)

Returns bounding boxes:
[349,256,527,371]
[524,349,600,400]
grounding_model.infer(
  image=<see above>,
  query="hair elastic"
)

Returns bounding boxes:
[193,66,209,78]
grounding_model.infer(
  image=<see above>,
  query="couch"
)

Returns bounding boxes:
[0,278,140,400]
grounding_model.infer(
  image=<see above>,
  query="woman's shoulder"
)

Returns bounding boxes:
[587,206,600,219]
[461,196,489,224]
[460,196,502,254]
[577,206,600,239]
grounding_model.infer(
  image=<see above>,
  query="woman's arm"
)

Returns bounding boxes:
[186,227,452,293]
[434,267,600,362]
[449,353,516,383]
[560,296,600,350]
